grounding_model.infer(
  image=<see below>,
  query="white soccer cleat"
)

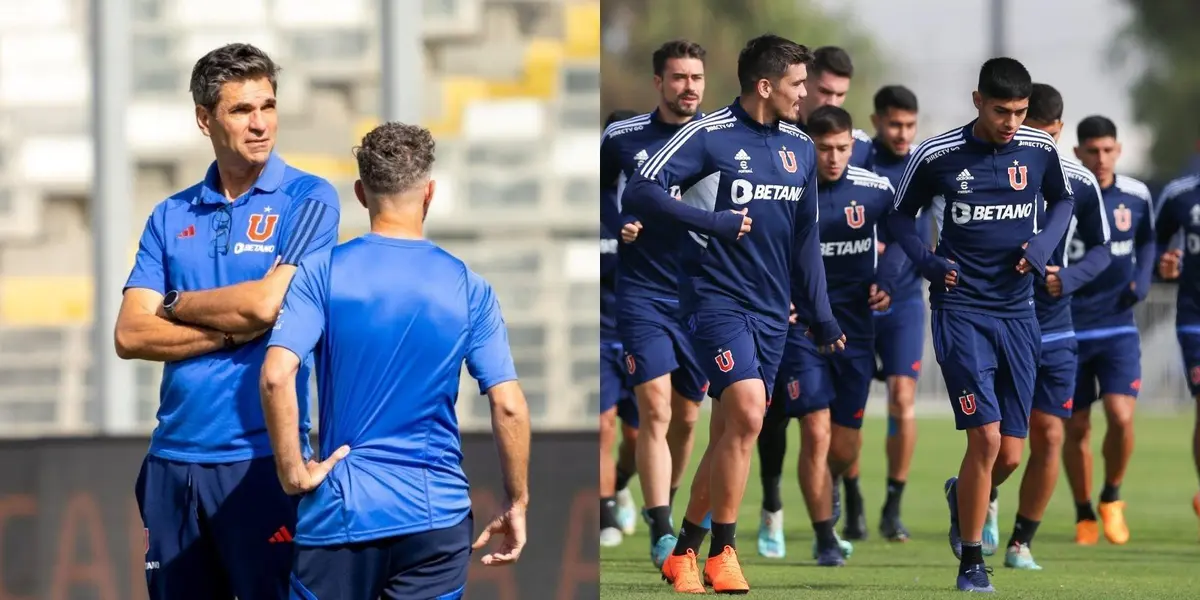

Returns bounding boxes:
[615,488,636,535]
[600,527,623,548]
[982,498,1000,556]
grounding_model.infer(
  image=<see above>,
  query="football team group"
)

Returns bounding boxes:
[599,33,1200,594]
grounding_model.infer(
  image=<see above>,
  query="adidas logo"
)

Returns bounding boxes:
[734,149,752,161]
[956,169,974,181]
[267,526,294,543]
[634,149,649,161]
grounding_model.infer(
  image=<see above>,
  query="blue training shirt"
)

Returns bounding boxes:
[790,165,902,344]
[602,110,704,303]
[1155,175,1200,329]
[1070,174,1154,336]
[601,185,620,344]
[267,235,518,546]
[622,99,840,341]
[124,152,340,463]
[889,122,1075,318]
[1034,159,1111,338]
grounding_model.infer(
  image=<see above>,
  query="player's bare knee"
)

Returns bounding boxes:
[995,441,1023,476]
[965,424,1002,458]
[800,412,831,449]
[670,395,701,430]
[1031,417,1063,453]
[1065,411,1091,443]
[886,377,917,415]
[1103,397,1135,431]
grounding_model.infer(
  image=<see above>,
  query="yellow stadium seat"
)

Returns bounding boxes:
[427,76,490,137]
[564,3,600,59]
[0,276,92,325]
[487,39,562,100]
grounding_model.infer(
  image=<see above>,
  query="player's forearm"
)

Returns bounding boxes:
[260,363,306,478]
[114,314,226,362]
[172,276,288,332]
[623,178,725,239]
[487,381,531,507]
[1025,198,1076,276]
[886,210,937,273]
[1058,244,1111,297]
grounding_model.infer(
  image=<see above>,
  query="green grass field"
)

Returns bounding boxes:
[601,413,1200,598]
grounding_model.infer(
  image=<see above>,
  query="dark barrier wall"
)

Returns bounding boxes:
[0,433,598,600]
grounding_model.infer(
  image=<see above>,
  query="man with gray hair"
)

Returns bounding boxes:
[114,43,341,599]
[261,122,531,599]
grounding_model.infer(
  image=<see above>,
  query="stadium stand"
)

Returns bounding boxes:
[0,0,601,435]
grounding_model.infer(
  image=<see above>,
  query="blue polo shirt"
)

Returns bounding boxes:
[124,152,341,463]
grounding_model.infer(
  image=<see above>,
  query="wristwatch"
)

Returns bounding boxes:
[223,332,236,349]
[162,290,181,321]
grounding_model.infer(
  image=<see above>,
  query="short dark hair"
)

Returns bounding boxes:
[1026,83,1064,123]
[1077,115,1118,143]
[806,105,853,137]
[977,57,1032,100]
[353,122,436,196]
[736,34,814,94]
[190,43,279,111]
[606,109,639,128]
[873,85,918,115]
[652,40,706,76]
[811,46,854,79]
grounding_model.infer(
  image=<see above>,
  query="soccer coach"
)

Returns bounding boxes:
[260,122,532,599]
[114,44,340,599]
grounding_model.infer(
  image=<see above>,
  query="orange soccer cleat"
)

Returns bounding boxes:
[661,549,706,594]
[1075,519,1099,545]
[1098,501,1130,545]
[703,546,749,595]
[1192,492,1200,540]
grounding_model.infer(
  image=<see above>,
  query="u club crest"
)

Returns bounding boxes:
[845,202,865,229]
[778,148,798,174]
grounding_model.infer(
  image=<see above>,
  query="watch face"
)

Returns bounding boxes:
[164,290,179,307]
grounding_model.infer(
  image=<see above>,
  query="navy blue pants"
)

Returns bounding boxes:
[290,513,473,600]
[135,455,299,600]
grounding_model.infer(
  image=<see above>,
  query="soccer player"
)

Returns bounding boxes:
[261,123,531,598]
[866,84,924,542]
[793,46,873,169]
[758,106,901,564]
[602,108,640,547]
[785,46,873,537]
[886,57,1074,592]
[997,83,1112,569]
[113,44,341,600]
[1153,171,1200,525]
[1062,115,1154,546]
[601,39,710,566]
[625,34,844,594]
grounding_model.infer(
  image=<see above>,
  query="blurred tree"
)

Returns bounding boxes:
[1116,0,1200,179]
[601,0,887,132]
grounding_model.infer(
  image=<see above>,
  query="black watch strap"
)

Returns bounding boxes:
[223,333,236,349]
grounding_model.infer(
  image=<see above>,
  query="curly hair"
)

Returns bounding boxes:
[353,123,437,196]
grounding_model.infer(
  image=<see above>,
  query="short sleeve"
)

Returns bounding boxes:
[279,180,342,265]
[267,251,330,360]
[464,270,518,394]
[124,205,168,295]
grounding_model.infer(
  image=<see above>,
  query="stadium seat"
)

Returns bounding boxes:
[564,3,601,60]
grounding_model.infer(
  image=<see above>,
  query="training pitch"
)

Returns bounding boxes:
[601,412,1200,598]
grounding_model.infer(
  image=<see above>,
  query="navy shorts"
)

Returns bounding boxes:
[291,513,472,600]
[1177,330,1200,397]
[931,309,1040,438]
[1075,331,1141,410]
[136,455,298,600]
[874,298,927,380]
[617,299,707,401]
[775,336,876,428]
[617,394,639,428]
[600,342,629,414]
[688,310,786,401]
[1033,335,1078,419]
